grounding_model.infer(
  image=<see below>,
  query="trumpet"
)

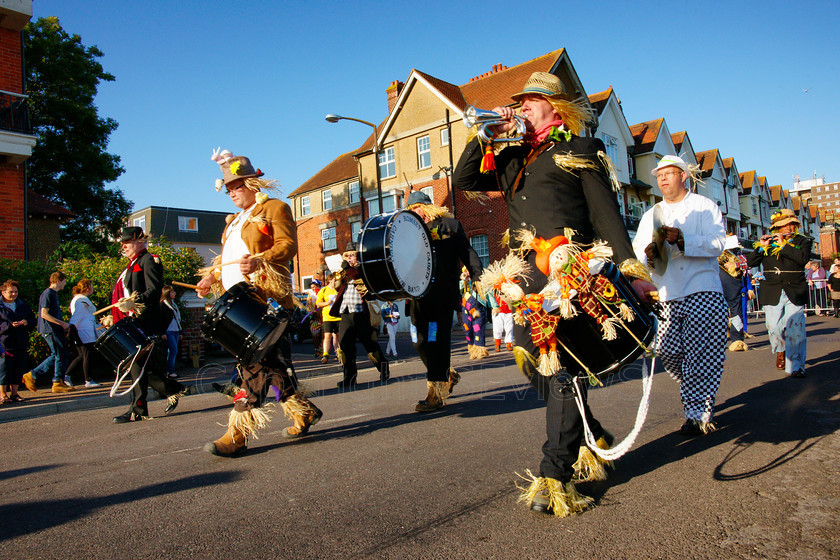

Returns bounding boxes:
[462,105,527,143]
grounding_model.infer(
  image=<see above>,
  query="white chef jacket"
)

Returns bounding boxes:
[632,191,726,301]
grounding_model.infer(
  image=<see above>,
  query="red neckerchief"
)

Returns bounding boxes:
[524,119,564,148]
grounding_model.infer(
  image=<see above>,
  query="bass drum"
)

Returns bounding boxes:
[95,316,155,373]
[201,282,289,367]
[358,210,435,301]
[554,261,657,381]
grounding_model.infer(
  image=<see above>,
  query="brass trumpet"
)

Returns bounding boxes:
[462,105,527,143]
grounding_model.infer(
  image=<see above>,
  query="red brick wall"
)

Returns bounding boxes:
[295,207,358,286]
[0,27,23,92]
[0,165,25,259]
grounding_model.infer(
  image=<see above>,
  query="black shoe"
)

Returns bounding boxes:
[213,382,239,397]
[529,494,552,515]
[113,411,142,424]
[336,378,357,389]
[678,419,703,437]
[790,369,806,378]
[164,391,186,415]
[379,361,390,383]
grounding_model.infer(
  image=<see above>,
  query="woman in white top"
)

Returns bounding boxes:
[160,285,182,378]
[66,279,102,388]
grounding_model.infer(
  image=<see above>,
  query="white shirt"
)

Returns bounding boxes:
[163,299,181,332]
[221,204,256,290]
[70,294,98,344]
[632,191,725,301]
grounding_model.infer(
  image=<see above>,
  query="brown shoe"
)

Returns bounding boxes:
[22,372,38,393]
[281,397,323,438]
[776,351,786,370]
[204,427,247,457]
[446,369,461,395]
[415,381,447,412]
[52,381,74,393]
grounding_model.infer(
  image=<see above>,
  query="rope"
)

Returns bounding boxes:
[109,343,154,398]
[572,356,655,461]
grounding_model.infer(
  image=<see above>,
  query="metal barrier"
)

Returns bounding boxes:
[748,284,837,316]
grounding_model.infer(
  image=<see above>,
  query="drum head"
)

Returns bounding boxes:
[388,211,434,298]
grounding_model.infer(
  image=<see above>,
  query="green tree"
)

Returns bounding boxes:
[24,16,130,250]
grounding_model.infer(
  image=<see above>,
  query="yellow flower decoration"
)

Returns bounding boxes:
[230,161,242,175]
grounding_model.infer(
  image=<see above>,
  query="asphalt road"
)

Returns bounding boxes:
[1,318,838,560]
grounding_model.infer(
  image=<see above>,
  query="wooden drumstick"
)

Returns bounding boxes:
[172,281,201,290]
[94,294,137,316]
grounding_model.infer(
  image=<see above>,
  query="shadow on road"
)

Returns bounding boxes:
[0,464,64,483]
[0,471,241,541]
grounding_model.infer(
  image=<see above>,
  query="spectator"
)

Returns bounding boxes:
[828,266,840,318]
[829,257,840,275]
[0,280,37,403]
[160,285,182,379]
[23,271,74,393]
[381,301,400,358]
[805,260,828,316]
[66,279,102,388]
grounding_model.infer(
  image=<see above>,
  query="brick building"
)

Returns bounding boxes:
[0,0,36,260]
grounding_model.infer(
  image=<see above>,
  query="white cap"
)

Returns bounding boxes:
[651,154,688,176]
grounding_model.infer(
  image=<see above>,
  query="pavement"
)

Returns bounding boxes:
[0,332,419,423]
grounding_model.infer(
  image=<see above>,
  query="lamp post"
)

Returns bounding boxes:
[325,114,384,220]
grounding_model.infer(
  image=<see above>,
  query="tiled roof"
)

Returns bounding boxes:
[791,195,801,211]
[460,49,565,109]
[758,176,767,188]
[629,118,664,153]
[671,131,686,152]
[27,190,75,218]
[288,150,360,197]
[809,205,817,219]
[739,170,755,195]
[769,184,782,202]
[415,69,466,111]
[587,86,612,116]
[695,149,719,178]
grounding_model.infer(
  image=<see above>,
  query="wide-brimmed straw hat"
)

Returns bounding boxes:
[119,226,150,243]
[511,72,567,102]
[770,209,801,230]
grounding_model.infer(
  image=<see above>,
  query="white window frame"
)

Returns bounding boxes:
[178,216,198,232]
[470,234,490,268]
[321,226,337,251]
[440,128,449,147]
[349,181,360,204]
[133,216,146,231]
[322,189,332,211]
[600,133,619,167]
[301,196,310,216]
[417,135,431,169]
[351,219,361,243]
[420,186,434,204]
[379,146,396,179]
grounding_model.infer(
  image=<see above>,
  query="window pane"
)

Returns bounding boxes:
[417,136,430,169]
[379,147,395,179]
[470,234,489,268]
[440,128,449,146]
[323,189,332,211]
[302,196,310,216]
[322,227,336,251]
[178,216,198,232]
[349,181,360,204]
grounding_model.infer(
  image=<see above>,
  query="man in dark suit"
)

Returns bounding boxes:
[453,71,656,517]
[746,209,812,378]
[111,227,186,423]
[403,190,483,412]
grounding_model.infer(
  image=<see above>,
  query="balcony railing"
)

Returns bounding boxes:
[621,213,641,233]
[0,90,31,134]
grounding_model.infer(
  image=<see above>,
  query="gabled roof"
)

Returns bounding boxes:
[769,184,782,203]
[288,150,360,198]
[819,207,827,222]
[739,170,756,195]
[758,176,767,189]
[27,190,75,218]
[791,195,801,211]
[783,189,790,199]
[695,149,719,179]
[809,205,818,219]
[671,131,687,153]
[629,118,664,153]
[588,86,613,117]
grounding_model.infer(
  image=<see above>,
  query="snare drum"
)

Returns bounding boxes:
[201,281,288,367]
[95,316,154,372]
[358,210,435,301]
[554,261,656,380]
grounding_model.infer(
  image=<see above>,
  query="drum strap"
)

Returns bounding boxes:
[510,143,550,196]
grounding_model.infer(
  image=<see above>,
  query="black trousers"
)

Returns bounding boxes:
[409,302,454,382]
[235,335,299,413]
[337,310,386,383]
[127,342,185,415]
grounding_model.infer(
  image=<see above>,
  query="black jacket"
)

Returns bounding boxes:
[746,234,812,307]
[0,299,36,353]
[419,216,483,312]
[123,249,164,333]
[453,136,635,266]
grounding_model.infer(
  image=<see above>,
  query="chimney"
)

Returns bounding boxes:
[387,80,404,113]
[468,63,508,82]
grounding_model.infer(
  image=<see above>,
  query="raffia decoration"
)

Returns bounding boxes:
[619,258,653,283]
[410,202,454,221]
[227,406,272,440]
[546,96,593,136]
[572,435,614,482]
[597,150,622,193]
[552,152,599,174]
[516,469,593,518]
[463,190,491,205]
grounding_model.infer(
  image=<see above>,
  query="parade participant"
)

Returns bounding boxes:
[633,155,728,436]
[746,209,812,378]
[491,292,514,352]
[460,267,489,360]
[718,250,749,351]
[330,242,390,387]
[23,272,73,393]
[111,227,188,423]
[0,280,36,402]
[315,272,340,363]
[403,191,483,411]
[381,301,400,358]
[305,278,321,308]
[197,150,321,456]
[453,72,655,516]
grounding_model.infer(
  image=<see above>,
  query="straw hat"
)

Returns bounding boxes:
[770,209,800,230]
[511,72,567,102]
[211,148,265,191]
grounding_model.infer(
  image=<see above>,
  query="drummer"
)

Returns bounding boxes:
[111,227,188,423]
[196,149,322,457]
[453,72,657,516]
[403,190,483,412]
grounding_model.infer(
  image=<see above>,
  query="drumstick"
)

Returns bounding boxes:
[94,294,137,316]
[172,281,201,290]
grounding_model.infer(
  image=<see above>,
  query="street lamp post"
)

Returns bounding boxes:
[325,114,384,221]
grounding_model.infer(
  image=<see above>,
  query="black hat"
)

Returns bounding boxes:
[406,190,432,206]
[344,241,357,253]
[119,226,150,243]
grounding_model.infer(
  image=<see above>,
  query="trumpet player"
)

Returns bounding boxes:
[453,72,656,517]
[746,209,812,378]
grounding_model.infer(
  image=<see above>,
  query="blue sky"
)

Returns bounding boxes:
[33,0,840,215]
